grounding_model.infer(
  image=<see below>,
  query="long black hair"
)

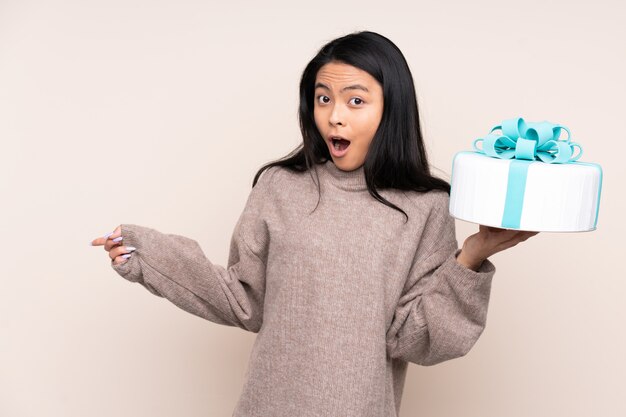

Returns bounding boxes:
[252,30,450,222]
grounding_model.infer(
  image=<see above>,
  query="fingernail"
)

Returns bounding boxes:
[112,236,123,242]
[125,246,136,252]
[121,254,132,259]
[103,232,114,239]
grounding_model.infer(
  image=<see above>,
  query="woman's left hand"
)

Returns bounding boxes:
[456,225,539,271]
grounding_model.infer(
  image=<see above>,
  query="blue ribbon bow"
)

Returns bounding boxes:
[473,117,583,163]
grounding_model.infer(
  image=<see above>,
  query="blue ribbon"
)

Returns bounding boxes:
[473,117,583,164]
[471,117,583,229]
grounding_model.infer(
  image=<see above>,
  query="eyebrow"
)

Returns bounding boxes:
[314,82,369,93]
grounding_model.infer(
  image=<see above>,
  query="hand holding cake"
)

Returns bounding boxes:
[456,225,539,271]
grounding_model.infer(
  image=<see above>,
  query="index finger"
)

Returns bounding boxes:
[89,225,122,246]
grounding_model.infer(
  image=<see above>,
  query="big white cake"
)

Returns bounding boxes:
[449,151,603,232]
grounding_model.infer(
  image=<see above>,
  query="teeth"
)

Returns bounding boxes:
[334,141,341,150]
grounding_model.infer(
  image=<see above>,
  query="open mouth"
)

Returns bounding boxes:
[331,137,351,152]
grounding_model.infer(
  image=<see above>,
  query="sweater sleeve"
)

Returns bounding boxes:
[385,193,496,366]
[109,168,276,333]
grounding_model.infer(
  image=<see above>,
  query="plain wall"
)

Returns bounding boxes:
[1,0,624,416]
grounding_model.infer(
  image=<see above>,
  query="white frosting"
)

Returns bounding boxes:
[449,152,602,232]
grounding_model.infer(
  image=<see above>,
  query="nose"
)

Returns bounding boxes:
[329,104,345,126]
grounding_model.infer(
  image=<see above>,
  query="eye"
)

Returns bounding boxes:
[349,97,364,105]
[317,95,330,104]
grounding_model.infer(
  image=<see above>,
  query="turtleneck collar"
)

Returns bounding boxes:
[315,160,368,192]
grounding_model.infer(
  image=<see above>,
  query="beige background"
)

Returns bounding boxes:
[1,0,624,416]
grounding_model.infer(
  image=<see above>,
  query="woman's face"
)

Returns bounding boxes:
[313,61,384,171]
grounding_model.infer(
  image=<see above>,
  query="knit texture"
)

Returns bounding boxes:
[111,160,496,417]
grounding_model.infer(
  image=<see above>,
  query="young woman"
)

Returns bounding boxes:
[91,31,537,417]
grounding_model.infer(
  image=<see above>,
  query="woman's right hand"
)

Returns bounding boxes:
[90,225,136,265]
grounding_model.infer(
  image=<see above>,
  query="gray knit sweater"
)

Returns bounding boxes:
[111,160,496,417]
